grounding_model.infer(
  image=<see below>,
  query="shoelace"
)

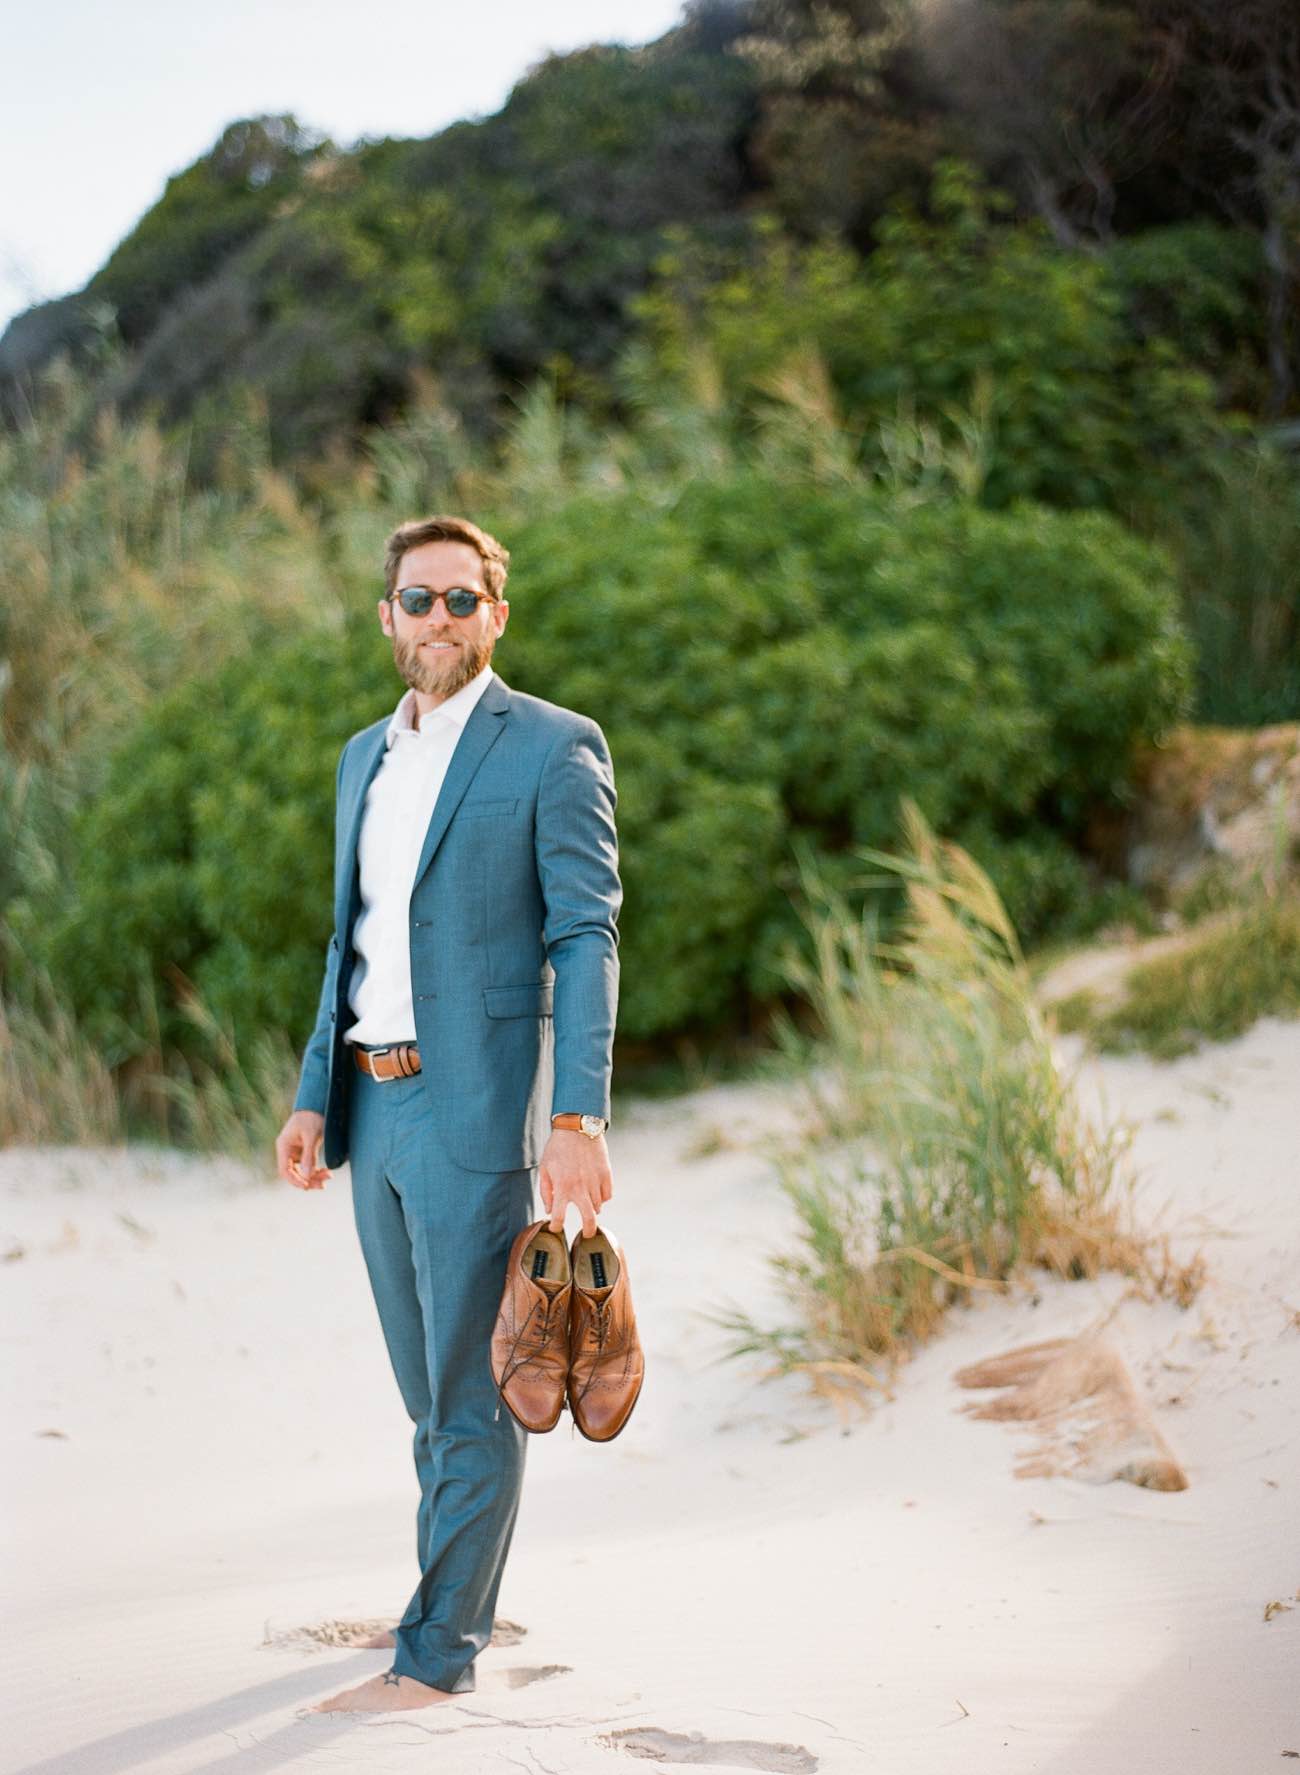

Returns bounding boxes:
[568,1295,615,1411]
[494,1294,562,1423]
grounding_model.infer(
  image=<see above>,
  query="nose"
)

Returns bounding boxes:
[424,591,467,618]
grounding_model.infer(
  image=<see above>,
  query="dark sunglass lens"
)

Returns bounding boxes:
[445,588,481,616]
[397,587,434,616]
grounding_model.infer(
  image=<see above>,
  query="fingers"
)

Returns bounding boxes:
[298,1164,329,1189]
[275,1130,301,1188]
[276,1121,330,1190]
[545,1186,604,1239]
[289,1131,314,1188]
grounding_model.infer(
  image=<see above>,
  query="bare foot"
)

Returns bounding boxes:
[308,1671,458,1713]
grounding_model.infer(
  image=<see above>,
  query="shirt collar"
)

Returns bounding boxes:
[385,663,495,748]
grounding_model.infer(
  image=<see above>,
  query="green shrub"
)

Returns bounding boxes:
[629,164,1225,514]
[19,468,1190,1067]
[12,617,385,1068]
[1104,223,1267,410]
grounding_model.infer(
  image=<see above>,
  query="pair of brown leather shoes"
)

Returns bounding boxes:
[490,1218,644,1441]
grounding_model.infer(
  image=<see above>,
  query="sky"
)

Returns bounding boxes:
[0,0,691,334]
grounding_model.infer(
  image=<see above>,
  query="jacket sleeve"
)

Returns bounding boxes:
[293,741,349,1115]
[293,933,339,1115]
[535,717,622,1123]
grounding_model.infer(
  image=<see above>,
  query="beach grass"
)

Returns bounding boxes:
[711,804,1205,1398]
[0,983,124,1148]
[1056,889,1300,1059]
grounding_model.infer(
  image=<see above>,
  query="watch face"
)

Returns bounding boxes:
[580,1114,605,1137]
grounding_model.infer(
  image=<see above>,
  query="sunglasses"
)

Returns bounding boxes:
[389,584,499,618]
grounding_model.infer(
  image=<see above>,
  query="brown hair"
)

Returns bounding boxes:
[383,514,510,601]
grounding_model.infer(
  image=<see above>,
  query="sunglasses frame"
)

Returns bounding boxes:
[388,584,501,619]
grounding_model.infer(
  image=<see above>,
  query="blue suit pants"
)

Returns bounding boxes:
[347,1064,535,1692]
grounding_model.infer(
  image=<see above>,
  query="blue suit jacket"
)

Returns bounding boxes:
[293,673,621,1173]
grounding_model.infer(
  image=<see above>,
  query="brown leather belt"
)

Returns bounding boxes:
[353,1043,422,1081]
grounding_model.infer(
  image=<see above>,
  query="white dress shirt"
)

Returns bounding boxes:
[343,663,495,1046]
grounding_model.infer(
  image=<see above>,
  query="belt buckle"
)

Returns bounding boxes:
[368,1045,394,1081]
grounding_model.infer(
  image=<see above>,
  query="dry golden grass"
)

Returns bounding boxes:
[0,988,123,1147]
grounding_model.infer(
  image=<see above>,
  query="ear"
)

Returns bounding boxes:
[377,597,393,636]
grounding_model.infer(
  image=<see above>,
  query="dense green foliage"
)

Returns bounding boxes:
[17,470,1189,1065]
[628,167,1224,512]
[89,117,330,346]
[4,1,1296,465]
[10,46,760,463]
[17,630,381,1068]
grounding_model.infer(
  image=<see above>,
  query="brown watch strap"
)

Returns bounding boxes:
[551,1112,606,1134]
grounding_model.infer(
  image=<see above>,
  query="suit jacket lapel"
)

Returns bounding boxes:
[336,676,512,932]
[410,674,511,896]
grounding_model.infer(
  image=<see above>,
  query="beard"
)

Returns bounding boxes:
[391,628,495,701]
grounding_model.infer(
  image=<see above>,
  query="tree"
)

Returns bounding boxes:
[727,0,951,242]
[89,115,330,344]
[921,0,1180,248]
[1151,0,1300,412]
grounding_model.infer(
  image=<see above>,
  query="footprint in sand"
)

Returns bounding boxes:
[599,1728,817,1771]
[266,1615,529,1652]
[498,1663,572,1689]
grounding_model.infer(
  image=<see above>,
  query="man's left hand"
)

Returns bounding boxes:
[539,1130,611,1238]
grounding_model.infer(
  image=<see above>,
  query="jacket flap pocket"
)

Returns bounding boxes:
[483,982,554,1018]
[457,797,520,820]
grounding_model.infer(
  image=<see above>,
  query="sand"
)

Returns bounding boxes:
[3,1022,1298,1774]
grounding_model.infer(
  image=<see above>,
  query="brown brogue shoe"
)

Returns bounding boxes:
[490,1219,573,1433]
[567,1225,644,1442]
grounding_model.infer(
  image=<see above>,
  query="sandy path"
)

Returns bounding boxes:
[2,1025,1298,1774]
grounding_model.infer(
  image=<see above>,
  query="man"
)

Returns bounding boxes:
[274,513,621,1715]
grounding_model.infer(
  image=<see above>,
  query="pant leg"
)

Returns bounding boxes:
[347,1066,534,1694]
[348,1067,436,1568]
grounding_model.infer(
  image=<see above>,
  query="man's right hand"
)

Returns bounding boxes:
[276,1110,330,1190]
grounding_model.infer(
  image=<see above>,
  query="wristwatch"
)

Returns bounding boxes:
[551,1112,608,1139]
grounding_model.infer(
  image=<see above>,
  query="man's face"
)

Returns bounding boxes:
[378,539,509,705]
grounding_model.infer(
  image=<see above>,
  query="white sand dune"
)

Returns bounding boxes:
[3,1024,1298,1774]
